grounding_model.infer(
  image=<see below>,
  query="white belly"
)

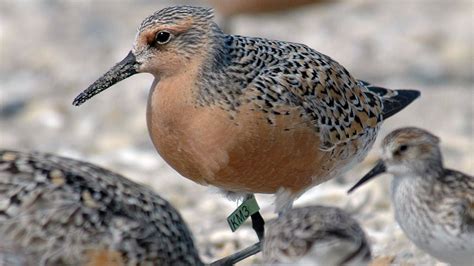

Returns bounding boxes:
[391,178,474,265]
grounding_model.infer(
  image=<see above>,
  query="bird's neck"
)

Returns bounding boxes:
[415,159,445,180]
[193,34,245,108]
[390,168,441,205]
[197,23,230,72]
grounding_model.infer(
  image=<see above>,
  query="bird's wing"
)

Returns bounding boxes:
[247,54,383,150]
[439,169,474,233]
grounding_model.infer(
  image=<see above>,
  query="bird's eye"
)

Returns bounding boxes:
[155,31,171,44]
[394,144,408,156]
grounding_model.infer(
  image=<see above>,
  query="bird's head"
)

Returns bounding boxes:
[348,127,443,193]
[73,6,221,106]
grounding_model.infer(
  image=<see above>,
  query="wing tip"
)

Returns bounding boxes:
[382,89,421,119]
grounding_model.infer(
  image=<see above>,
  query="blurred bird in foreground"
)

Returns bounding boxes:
[263,205,371,265]
[0,150,205,265]
[73,5,420,241]
[348,127,474,265]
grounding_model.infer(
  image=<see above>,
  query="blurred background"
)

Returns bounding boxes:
[0,0,472,264]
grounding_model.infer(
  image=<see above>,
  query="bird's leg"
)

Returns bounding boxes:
[214,194,264,265]
[244,194,265,241]
[210,242,261,266]
[251,211,265,241]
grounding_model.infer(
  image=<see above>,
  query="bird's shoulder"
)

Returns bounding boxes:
[439,169,474,201]
[435,169,474,232]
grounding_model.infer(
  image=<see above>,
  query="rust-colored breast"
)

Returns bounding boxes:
[147,76,358,194]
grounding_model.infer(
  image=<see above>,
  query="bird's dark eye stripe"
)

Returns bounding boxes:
[155,31,171,44]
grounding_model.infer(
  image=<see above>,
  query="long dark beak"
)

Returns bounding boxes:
[72,51,139,106]
[347,160,386,193]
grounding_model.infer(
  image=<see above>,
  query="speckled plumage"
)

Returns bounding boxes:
[73,6,420,212]
[0,150,203,266]
[263,206,371,265]
[349,127,474,265]
[199,34,384,147]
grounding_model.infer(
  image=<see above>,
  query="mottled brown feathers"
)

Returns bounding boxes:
[0,150,203,266]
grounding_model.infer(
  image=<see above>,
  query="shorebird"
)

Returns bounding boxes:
[0,149,204,265]
[263,205,371,265]
[348,127,474,265]
[72,6,420,240]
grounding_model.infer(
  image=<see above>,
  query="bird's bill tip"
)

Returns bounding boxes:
[347,160,386,194]
[72,51,139,106]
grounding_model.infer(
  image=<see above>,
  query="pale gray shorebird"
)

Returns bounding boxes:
[348,127,474,265]
[263,205,371,265]
[0,149,260,265]
[72,5,420,241]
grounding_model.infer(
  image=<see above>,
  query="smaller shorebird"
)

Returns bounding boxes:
[263,205,371,265]
[348,127,474,265]
[0,150,259,265]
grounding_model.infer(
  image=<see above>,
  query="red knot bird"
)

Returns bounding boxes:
[72,5,420,241]
[0,150,262,265]
[263,205,371,265]
[348,127,474,265]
